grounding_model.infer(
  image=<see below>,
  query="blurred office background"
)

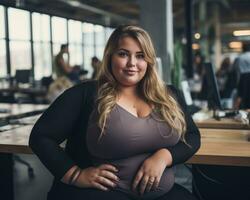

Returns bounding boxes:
[0,0,250,106]
[0,0,250,200]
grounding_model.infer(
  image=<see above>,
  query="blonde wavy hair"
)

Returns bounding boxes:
[97,25,186,140]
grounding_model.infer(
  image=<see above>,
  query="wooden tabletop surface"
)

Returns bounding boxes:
[195,117,250,130]
[0,124,250,167]
[0,125,33,154]
[187,128,250,166]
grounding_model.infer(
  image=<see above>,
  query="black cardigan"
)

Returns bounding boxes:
[29,80,200,180]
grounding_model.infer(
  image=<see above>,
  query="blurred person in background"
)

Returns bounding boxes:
[54,44,82,83]
[216,57,237,99]
[91,56,102,80]
[232,41,250,83]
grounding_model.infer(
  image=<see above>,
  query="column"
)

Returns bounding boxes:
[139,0,173,83]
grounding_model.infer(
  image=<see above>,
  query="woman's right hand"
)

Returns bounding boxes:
[74,164,119,191]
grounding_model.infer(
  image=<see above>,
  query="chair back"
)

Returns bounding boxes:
[238,72,250,109]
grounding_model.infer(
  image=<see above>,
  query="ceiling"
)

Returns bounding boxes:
[1,0,250,43]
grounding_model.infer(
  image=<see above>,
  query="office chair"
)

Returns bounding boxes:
[238,72,250,109]
[41,76,53,89]
[14,155,35,179]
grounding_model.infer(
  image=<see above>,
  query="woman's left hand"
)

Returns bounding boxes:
[132,149,172,195]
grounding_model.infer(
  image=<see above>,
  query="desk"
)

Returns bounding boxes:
[0,87,46,96]
[188,128,250,167]
[0,103,48,121]
[195,117,250,130]
[0,124,249,199]
[0,125,249,166]
[0,125,33,200]
[0,87,47,104]
[0,104,47,200]
[0,125,33,154]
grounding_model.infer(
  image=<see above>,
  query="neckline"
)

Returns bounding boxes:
[115,103,152,119]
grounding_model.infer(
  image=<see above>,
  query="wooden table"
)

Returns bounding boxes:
[0,125,34,154]
[195,117,250,130]
[0,103,47,200]
[188,128,250,167]
[0,119,249,199]
[0,125,249,167]
[193,110,250,130]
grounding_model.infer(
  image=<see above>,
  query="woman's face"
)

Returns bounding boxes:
[111,36,148,87]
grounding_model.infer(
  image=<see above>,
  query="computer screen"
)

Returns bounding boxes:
[202,62,222,110]
[15,69,31,84]
[156,57,163,79]
[181,80,193,106]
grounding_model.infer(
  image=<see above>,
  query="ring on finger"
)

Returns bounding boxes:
[148,178,155,184]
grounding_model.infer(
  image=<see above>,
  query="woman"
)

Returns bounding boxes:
[29,25,200,200]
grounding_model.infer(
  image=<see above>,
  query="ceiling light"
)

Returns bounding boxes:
[194,33,201,39]
[233,30,250,36]
[192,43,200,50]
[229,41,242,49]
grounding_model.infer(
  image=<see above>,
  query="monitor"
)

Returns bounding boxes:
[181,80,193,106]
[15,69,31,84]
[156,57,163,79]
[201,62,222,110]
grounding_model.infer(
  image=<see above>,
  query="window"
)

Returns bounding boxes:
[0,6,7,77]
[1,6,114,80]
[32,13,52,80]
[0,41,7,78]
[95,25,105,60]
[68,20,83,66]
[33,13,50,42]
[0,6,5,38]
[69,20,82,43]
[8,8,30,40]
[8,8,31,75]
[52,16,67,53]
[83,23,95,77]
[105,27,114,42]
[9,41,31,72]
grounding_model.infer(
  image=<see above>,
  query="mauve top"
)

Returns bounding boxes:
[86,104,181,199]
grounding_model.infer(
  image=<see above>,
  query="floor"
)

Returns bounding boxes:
[13,154,192,200]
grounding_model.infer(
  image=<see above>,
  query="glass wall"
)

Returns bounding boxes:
[83,22,95,77]
[0,6,7,77]
[8,7,31,75]
[94,25,105,60]
[52,16,67,55]
[0,5,112,80]
[32,12,52,80]
[68,20,83,66]
[105,27,114,42]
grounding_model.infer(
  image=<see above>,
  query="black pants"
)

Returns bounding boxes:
[48,183,197,200]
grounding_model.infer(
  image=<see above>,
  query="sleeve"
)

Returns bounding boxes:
[29,84,86,180]
[166,85,201,166]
